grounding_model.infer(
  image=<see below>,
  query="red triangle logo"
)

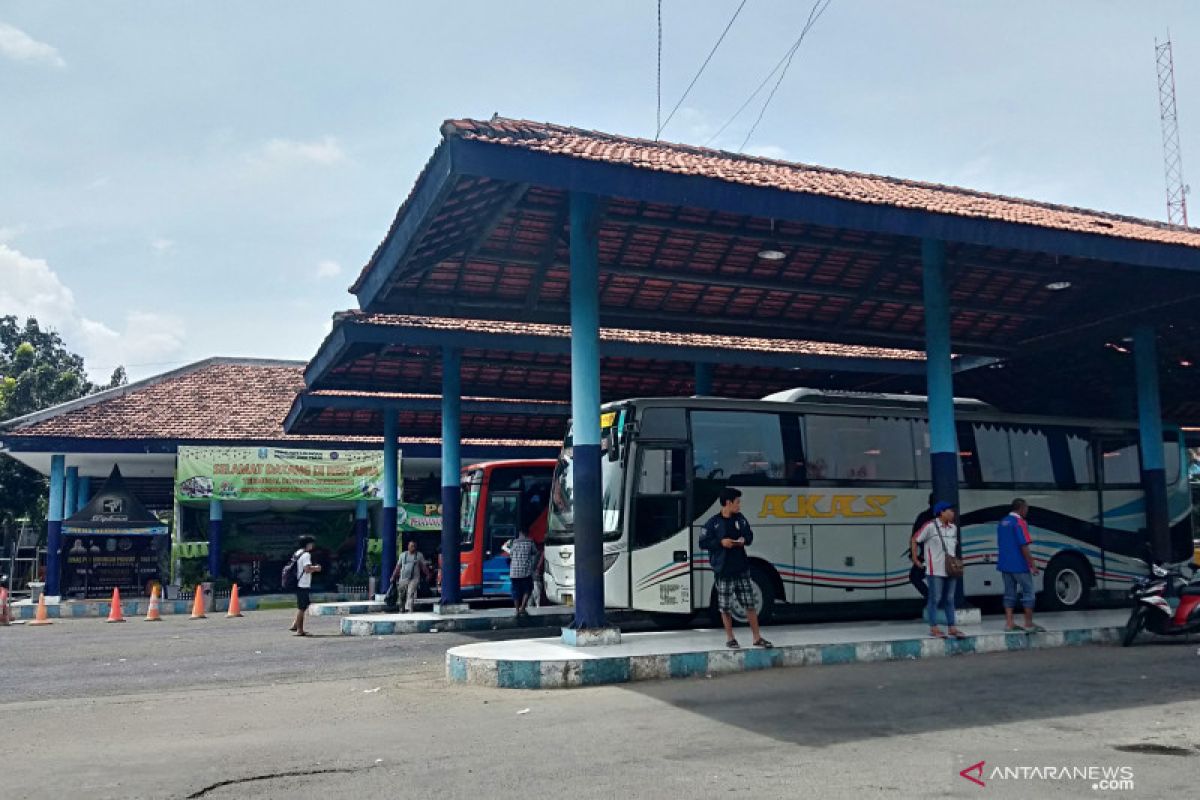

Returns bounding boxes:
[959,761,986,787]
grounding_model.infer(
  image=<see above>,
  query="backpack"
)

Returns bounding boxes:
[281,549,302,589]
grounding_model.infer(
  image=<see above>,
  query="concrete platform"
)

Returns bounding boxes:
[341,605,594,636]
[446,609,1129,689]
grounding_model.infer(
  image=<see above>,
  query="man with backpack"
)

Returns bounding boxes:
[286,535,321,636]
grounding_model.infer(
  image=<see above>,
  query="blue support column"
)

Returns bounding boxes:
[921,239,959,509]
[354,499,369,575]
[77,476,91,513]
[440,346,463,605]
[64,467,78,523]
[1133,324,1170,562]
[694,362,714,396]
[208,499,223,580]
[45,454,66,597]
[571,192,607,630]
[381,409,399,593]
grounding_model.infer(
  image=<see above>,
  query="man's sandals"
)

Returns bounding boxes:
[726,638,774,649]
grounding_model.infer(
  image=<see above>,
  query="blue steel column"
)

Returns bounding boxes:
[354,499,369,574]
[208,499,223,579]
[922,239,959,509]
[440,346,463,604]
[45,454,66,596]
[64,467,78,520]
[77,476,91,513]
[571,192,607,629]
[1133,324,1170,561]
[381,409,399,591]
[694,362,714,396]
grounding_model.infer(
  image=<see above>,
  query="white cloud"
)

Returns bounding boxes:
[314,259,342,279]
[0,22,65,68]
[250,136,346,167]
[151,237,175,254]
[0,243,185,381]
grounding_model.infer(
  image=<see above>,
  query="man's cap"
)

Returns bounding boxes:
[933,501,955,515]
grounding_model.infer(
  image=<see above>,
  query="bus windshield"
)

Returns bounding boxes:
[459,468,483,549]
[546,418,625,544]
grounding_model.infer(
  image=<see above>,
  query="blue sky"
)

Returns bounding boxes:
[1,1,1197,381]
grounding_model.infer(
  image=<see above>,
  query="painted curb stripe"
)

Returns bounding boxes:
[446,626,1123,688]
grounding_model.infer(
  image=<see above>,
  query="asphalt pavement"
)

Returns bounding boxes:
[3,608,1198,799]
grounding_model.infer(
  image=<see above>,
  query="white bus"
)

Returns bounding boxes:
[543,391,1194,622]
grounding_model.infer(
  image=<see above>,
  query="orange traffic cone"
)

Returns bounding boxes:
[106,587,126,623]
[0,587,10,626]
[226,583,243,618]
[189,584,207,619]
[144,585,162,622]
[29,592,53,626]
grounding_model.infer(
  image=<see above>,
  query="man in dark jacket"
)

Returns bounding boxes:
[699,487,772,650]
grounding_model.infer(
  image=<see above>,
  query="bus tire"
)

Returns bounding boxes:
[709,563,777,626]
[1040,553,1092,611]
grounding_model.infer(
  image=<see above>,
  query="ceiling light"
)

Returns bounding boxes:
[1044,281,1072,291]
[758,217,786,261]
[1181,360,1194,367]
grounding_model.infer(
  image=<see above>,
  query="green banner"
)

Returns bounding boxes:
[176,446,397,503]
[398,502,441,533]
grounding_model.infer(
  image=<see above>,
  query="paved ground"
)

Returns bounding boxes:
[3,609,1199,799]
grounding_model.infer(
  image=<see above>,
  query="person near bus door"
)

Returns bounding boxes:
[912,501,967,639]
[699,487,773,650]
[908,494,936,599]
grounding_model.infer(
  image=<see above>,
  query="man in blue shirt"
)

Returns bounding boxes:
[996,498,1044,633]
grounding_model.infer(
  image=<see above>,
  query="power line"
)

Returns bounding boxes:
[703,0,833,150]
[739,0,831,152]
[657,0,750,139]
[656,0,663,138]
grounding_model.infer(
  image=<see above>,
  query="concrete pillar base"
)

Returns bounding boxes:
[434,603,471,615]
[561,625,622,647]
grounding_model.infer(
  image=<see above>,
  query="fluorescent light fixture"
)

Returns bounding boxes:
[1044,281,1072,291]
[757,246,786,261]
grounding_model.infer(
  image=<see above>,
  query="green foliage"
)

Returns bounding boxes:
[0,315,128,545]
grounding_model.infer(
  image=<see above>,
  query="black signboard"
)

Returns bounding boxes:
[63,534,169,598]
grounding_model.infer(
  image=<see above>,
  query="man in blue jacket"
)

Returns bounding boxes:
[699,487,773,650]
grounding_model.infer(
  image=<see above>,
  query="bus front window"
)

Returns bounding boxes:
[460,469,483,550]
[547,420,626,545]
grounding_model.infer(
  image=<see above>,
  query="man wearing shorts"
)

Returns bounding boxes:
[699,487,772,649]
[507,528,539,617]
[997,498,1044,633]
[290,535,321,637]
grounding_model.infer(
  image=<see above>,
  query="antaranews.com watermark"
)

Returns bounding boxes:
[957,759,1135,792]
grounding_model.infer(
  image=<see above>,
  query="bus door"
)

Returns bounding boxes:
[629,444,693,613]
[482,490,520,596]
[1095,434,1145,587]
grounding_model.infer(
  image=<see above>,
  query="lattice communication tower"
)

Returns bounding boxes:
[1156,36,1189,226]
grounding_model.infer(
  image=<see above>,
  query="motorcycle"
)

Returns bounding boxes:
[1122,560,1200,646]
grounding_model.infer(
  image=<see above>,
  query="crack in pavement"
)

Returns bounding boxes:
[184,767,367,798]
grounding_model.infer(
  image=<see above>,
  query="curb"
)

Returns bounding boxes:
[8,592,365,619]
[446,626,1123,689]
[342,610,581,636]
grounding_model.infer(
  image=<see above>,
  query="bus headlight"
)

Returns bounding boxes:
[603,553,619,572]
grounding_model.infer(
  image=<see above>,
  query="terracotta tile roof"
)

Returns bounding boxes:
[342,311,926,361]
[1,358,557,448]
[440,117,1200,249]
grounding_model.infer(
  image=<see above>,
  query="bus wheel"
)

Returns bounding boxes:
[710,564,776,626]
[1041,554,1091,611]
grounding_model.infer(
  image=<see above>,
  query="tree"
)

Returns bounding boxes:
[0,315,124,547]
